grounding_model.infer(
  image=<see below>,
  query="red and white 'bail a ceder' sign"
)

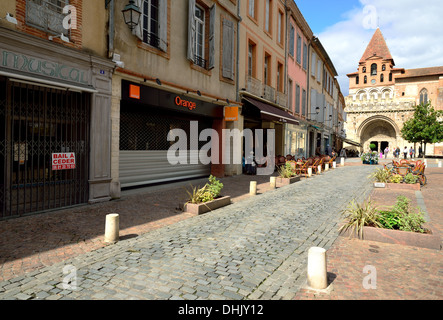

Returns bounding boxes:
[52,153,76,171]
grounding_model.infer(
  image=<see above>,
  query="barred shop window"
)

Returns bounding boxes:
[133,0,168,52]
[187,0,216,70]
[26,0,70,36]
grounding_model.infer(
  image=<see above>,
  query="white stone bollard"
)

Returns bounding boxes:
[325,163,329,171]
[436,159,439,164]
[340,157,345,166]
[333,161,336,169]
[270,177,276,189]
[438,161,442,168]
[424,159,427,167]
[307,167,312,177]
[307,247,328,290]
[318,165,321,174]
[250,181,257,195]
[104,213,119,243]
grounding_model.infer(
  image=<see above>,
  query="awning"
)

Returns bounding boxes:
[343,138,362,147]
[243,97,299,125]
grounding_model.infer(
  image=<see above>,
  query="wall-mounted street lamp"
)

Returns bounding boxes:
[308,107,320,116]
[122,0,141,30]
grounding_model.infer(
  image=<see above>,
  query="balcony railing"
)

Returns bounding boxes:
[263,84,275,102]
[276,91,287,109]
[246,76,262,97]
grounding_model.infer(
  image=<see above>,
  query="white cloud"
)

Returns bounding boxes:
[317,0,443,96]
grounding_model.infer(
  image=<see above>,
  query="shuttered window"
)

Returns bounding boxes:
[222,18,235,79]
[296,33,301,64]
[302,89,306,116]
[133,0,168,52]
[303,42,308,70]
[289,25,295,57]
[295,84,300,114]
[187,0,215,70]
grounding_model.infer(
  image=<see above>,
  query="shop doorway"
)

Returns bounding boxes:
[0,79,90,219]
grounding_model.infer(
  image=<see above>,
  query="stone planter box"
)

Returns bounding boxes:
[386,183,420,190]
[183,196,231,215]
[339,226,441,250]
[277,176,301,186]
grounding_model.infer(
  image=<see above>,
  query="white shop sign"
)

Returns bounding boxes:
[52,153,76,170]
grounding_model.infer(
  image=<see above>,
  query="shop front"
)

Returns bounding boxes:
[0,29,113,219]
[119,80,225,188]
[240,95,299,168]
[285,122,308,159]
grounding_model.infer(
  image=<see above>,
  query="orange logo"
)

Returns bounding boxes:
[175,96,197,110]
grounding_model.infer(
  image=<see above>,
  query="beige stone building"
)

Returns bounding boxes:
[345,28,443,156]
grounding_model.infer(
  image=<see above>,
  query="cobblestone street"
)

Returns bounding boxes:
[0,164,376,300]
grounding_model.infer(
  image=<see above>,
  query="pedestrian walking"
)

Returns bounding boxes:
[403,147,408,160]
[396,147,400,159]
[409,147,414,159]
[384,146,389,159]
[419,145,423,158]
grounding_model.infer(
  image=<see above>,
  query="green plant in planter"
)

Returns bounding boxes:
[185,175,224,204]
[389,174,403,183]
[368,168,392,183]
[339,198,383,239]
[404,173,418,184]
[377,196,428,233]
[369,143,376,151]
[278,162,296,178]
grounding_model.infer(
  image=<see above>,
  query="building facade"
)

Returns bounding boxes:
[0,0,114,219]
[345,28,443,156]
[110,0,241,196]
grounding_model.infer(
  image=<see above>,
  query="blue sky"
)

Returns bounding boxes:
[294,0,443,96]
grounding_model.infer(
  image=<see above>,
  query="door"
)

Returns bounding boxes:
[0,79,90,219]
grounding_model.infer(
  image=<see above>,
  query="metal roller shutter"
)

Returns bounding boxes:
[119,105,212,188]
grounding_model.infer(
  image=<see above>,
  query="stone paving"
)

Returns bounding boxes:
[0,164,376,300]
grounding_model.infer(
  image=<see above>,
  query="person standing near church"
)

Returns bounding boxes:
[403,146,408,159]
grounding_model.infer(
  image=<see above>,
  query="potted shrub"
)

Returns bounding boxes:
[368,167,391,187]
[339,196,439,249]
[184,175,231,215]
[276,162,300,185]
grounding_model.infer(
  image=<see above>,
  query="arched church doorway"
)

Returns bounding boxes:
[359,116,399,154]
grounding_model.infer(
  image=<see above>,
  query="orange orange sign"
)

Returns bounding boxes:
[175,96,197,110]
[224,107,238,121]
[129,84,140,99]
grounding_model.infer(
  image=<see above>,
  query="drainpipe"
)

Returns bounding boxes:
[236,0,242,102]
[106,0,115,58]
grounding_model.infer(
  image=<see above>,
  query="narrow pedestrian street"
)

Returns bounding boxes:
[0,165,375,300]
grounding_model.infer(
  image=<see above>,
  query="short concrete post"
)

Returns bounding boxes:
[318,165,321,174]
[270,177,276,189]
[340,157,345,166]
[438,161,442,168]
[307,247,328,290]
[104,213,119,243]
[424,159,427,167]
[307,167,312,177]
[333,161,336,169]
[436,159,439,164]
[250,181,257,195]
[325,163,329,171]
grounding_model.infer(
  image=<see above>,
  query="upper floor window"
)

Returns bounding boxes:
[420,89,428,105]
[380,73,384,82]
[248,0,256,19]
[289,25,295,57]
[26,0,70,37]
[356,76,359,85]
[371,63,377,76]
[134,0,168,52]
[187,0,215,70]
[303,42,308,70]
[389,73,393,81]
[296,33,302,64]
[382,64,386,71]
[277,10,284,45]
[248,41,256,77]
[265,0,272,33]
[364,75,367,84]
[362,67,366,73]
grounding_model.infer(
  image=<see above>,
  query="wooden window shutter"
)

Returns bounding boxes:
[187,0,196,62]
[208,5,216,69]
[132,0,144,41]
[222,18,235,80]
[158,0,168,52]
[289,26,295,57]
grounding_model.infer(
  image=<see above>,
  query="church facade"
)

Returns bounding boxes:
[344,28,443,156]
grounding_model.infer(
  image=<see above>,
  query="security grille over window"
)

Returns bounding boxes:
[0,78,90,219]
[26,0,70,36]
[120,107,211,151]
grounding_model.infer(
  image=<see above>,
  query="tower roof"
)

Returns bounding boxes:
[360,28,394,65]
